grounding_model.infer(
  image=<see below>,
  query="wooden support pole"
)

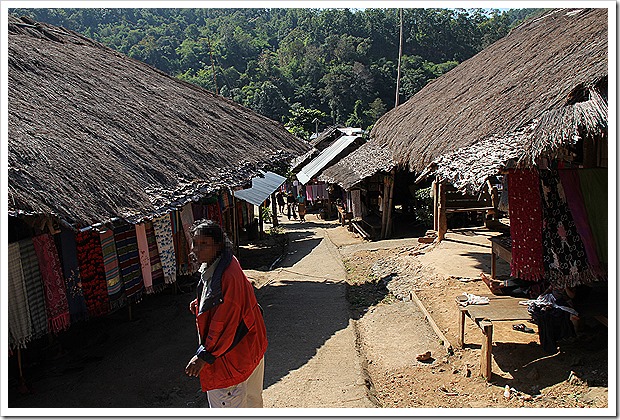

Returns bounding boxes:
[437,181,447,241]
[480,320,493,381]
[271,192,278,228]
[232,192,239,255]
[385,171,395,238]
[258,203,264,240]
[432,179,439,232]
[380,177,389,239]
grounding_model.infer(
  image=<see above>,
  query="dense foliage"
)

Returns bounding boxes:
[11,7,539,138]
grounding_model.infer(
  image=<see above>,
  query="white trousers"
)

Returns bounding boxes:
[206,357,265,408]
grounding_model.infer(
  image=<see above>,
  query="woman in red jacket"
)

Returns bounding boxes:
[184,220,268,408]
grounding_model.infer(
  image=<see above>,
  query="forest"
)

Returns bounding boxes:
[11,7,540,138]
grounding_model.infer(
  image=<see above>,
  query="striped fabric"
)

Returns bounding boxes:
[8,242,32,350]
[113,223,144,303]
[32,234,70,333]
[135,223,153,293]
[153,213,177,284]
[145,220,165,293]
[180,203,195,246]
[99,228,127,311]
[171,210,191,276]
[18,238,48,340]
[76,229,110,317]
[59,228,89,324]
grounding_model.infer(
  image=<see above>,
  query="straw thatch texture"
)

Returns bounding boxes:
[319,140,395,190]
[371,8,608,175]
[8,15,309,226]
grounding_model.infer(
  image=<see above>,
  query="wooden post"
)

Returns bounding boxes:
[380,176,389,239]
[271,192,278,228]
[432,179,439,232]
[258,203,264,240]
[385,170,395,238]
[232,192,239,255]
[437,181,447,241]
[480,320,493,381]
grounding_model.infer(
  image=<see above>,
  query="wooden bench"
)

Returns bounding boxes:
[351,218,381,240]
[445,188,495,214]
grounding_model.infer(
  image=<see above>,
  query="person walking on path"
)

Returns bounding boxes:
[296,192,307,222]
[286,191,297,220]
[185,220,268,408]
[276,191,285,215]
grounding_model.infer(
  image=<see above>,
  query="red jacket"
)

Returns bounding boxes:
[191,251,267,391]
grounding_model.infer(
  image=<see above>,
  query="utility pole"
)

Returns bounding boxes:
[395,8,403,107]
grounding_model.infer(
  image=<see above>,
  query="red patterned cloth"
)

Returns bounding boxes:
[508,169,545,281]
[76,229,110,317]
[32,234,71,333]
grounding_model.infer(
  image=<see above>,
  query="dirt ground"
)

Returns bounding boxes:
[6,212,609,412]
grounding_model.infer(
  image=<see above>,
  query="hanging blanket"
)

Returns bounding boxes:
[146,220,165,293]
[171,210,191,276]
[76,229,110,317]
[99,228,127,311]
[507,169,545,281]
[152,213,177,284]
[113,223,144,303]
[18,238,48,340]
[8,242,32,350]
[206,203,223,227]
[59,228,89,323]
[558,169,604,278]
[578,168,608,264]
[180,203,195,246]
[539,169,594,287]
[32,234,70,333]
[135,223,153,293]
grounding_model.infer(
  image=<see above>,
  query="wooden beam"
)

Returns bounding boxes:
[432,179,438,232]
[480,320,493,381]
[271,192,279,227]
[437,181,447,241]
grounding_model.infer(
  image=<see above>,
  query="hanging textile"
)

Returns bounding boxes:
[180,203,195,246]
[558,169,604,278]
[539,169,594,287]
[8,242,32,350]
[507,169,545,281]
[578,168,608,264]
[75,229,110,318]
[145,220,165,293]
[113,223,144,303]
[18,238,48,340]
[192,202,207,221]
[351,190,362,219]
[171,210,191,276]
[58,227,89,323]
[206,203,223,227]
[135,223,153,293]
[32,234,70,333]
[498,175,509,213]
[99,228,127,311]
[152,213,177,284]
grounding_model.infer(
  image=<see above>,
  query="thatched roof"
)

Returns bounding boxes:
[319,140,395,190]
[371,8,608,177]
[8,15,309,226]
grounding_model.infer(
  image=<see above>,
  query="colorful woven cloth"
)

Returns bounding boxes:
[180,203,195,246]
[206,203,223,227]
[76,229,110,317]
[8,242,32,350]
[507,169,545,281]
[59,228,89,323]
[113,223,144,303]
[99,228,127,311]
[32,234,70,333]
[578,168,608,264]
[152,213,177,284]
[135,223,153,293]
[558,169,604,278]
[539,169,594,287]
[18,238,48,340]
[145,220,165,293]
[171,210,191,276]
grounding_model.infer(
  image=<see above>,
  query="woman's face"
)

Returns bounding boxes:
[190,234,221,266]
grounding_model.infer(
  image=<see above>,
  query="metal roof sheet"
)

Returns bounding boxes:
[296,135,360,184]
[234,171,286,206]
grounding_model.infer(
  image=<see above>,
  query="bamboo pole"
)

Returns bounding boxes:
[271,191,278,228]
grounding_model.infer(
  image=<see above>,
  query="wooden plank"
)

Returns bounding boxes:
[438,181,447,241]
[464,296,530,322]
[411,290,453,353]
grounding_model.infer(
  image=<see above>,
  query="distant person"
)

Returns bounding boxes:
[286,191,297,220]
[296,192,307,222]
[185,220,267,408]
[276,191,285,215]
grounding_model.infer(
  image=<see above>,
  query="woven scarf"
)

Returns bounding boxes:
[180,203,195,246]
[507,169,545,281]
[145,220,165,293]
[99,228,127,311]
[152,213,177,284]
[206,203,223,227]
[8,242,32,350]
[59,227,89,323]
[113,223,145,303]
[578,168,608,264]
[539,169,594,287]
[32,234,70,333]
[18,238,48,340]
[76,229,110,317]
[558,169,604,278]
[135,223,153,293]
[171,210,191,276]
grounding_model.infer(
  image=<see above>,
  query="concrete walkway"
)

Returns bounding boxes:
[257,214,374,408]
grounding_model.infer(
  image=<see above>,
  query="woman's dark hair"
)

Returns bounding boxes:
[190,219,224,244]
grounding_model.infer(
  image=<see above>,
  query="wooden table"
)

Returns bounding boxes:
[489,236,512,279]
[456,294,532,381]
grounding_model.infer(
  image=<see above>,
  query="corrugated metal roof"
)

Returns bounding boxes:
[234,171,286,206]
[296,136,361,184]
